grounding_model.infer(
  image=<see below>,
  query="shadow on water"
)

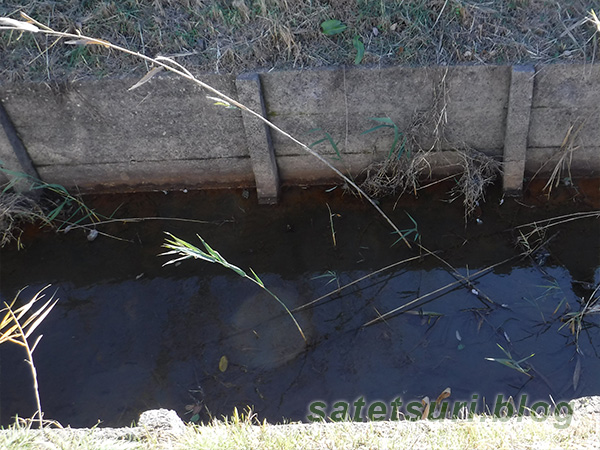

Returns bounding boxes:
[0,180,599,427]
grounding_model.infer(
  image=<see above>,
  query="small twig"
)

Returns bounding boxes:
[326,203,337,247]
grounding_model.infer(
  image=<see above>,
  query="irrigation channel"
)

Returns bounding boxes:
[0,180,599,428]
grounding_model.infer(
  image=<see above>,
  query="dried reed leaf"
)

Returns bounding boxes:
[0,18,40,33]
[435,387,451,406]
[128,66,164,91]
[65,38,111,48]
[23,298,58,339]
[421,396,430,420]
[29,334,44,354]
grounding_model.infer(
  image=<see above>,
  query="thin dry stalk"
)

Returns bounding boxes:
[514,210,600,255]
[294,253,429,312]
[529,117,586,198]
[363,255,518,327]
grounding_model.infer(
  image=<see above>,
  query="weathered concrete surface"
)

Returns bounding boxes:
[0,63,598,195]
[503,65,535,195]
[525,147,600,177]
[0,101,39,191]
[0,75,250,190]
[529,64,600,149]
[236,73,280,203]
[263,66,509,158]
[36,158,254,192]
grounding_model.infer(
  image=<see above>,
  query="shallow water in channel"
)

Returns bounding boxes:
[0,181,599,427]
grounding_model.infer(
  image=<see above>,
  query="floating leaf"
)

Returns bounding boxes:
[435,387,451,406]
[219,355,228,372]
[573,356,581,391]
[320,19,347,35]
[421,396,430,420]
[353,35,365,65]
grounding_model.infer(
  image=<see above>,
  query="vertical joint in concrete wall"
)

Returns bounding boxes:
[0,100,40,192]
[503,65,535,196]
[236,72,280,205]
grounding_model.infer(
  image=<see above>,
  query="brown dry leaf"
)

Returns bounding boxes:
[435,387,451,406]
[421,396,430,420]
[219,355,228,372]
[128,66,164,91]
[65,38,111,48]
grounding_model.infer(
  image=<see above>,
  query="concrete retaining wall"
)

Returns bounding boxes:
[0,63,598,202]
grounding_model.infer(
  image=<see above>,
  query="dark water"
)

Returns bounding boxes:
[0,181,599,427]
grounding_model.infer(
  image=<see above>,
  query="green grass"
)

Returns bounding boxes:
[0,409,597,450]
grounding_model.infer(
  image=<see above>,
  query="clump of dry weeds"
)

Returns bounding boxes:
[358,67,501,220]
[449,147,502,220]
[0,191,46,247]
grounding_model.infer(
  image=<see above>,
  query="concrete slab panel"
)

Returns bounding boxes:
[236,73,280,204]
[533,64,600,109]
[261,66,436,116]
[529,107,600,148]
[0,75,247,166]
[36,157,254,192]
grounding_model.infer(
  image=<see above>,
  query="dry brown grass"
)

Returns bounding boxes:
[358,66,501,220]
[0,1,598,82]
[0,192,46,247]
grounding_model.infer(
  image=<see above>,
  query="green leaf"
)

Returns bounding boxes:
[309,130,341,160]
[361,117,403,159]
[46,202,66,221]
[321,19,347,35]
[353,35,365,65]
[250,268,265,287]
